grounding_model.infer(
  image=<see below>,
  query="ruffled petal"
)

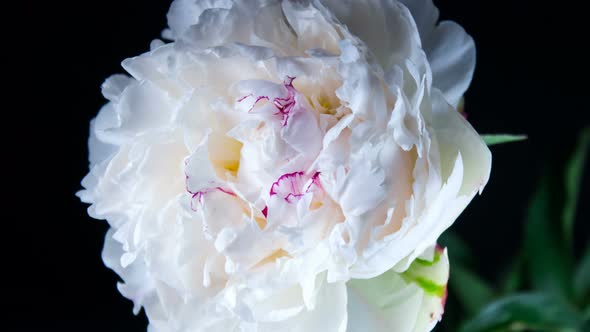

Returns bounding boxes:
[321,0,428,72]
[249,273,348,332]
[166,0,234,39]
[400,0,475,107]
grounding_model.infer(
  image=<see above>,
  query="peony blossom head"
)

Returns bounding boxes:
[79,0,491,331]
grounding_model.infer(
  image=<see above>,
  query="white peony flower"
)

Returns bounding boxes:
[78,0,491,331]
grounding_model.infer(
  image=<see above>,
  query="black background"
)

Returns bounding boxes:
[12,0,590,331]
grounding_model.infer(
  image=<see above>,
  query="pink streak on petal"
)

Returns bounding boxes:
[189,187,236,211]
[237,93,270,113]
[185,161,235,211]
[272,76,297,126]
[236,94,253,102]
[438,244,448,311]
[247,96,270,113]
[215,187,237,197]
[284,193,304,203]
[184,159,192,194]
[243,77,299,125]
[284,76,295,87]
[189,191,206,211]
[441,285,448,310]
[270,171,306,202]
[305,171,322,193]
[435,244,444,253]
[261,206,268,218]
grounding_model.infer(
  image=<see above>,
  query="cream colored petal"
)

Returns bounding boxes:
[347,246,449,332]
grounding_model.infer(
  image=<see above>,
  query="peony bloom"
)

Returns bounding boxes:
[78,0,491,331]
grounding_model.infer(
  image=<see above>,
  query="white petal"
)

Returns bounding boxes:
[347,246,449,332]
[336,40,390,126]
[101,74,134,102]
[166,0,234,39]
[184,135,218,194]
[400,0,475,107]
[257,275,348,332]
[397,0,439,40]
[87,118,117,167]
[424,22,475,108]
[102,229,158,315]
[431,89,491,195]
[281,0,342,54]
[322,0,426,71]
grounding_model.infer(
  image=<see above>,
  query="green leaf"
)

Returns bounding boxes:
[500,255,523,295]
[574,242,590,305]
[439,232,495,315]
[525,175,574,299]
[523,127,589,300]
[562,127,590,248]
[450,264,496,316]
[459,293,583,332]
[480,134,527,146]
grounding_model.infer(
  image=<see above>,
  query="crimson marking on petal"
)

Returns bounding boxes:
[190,191,205,211]
[270,171,306,202]
[457,99,468,119]
[248,96,270,113]
[272,76,297,126]
[284,76,295,86]
[237,93,270,113]
[435,244,444,253]
[243,77,299,125]
[261,206,268,218]
[185,161,235,211]
[305,171,322,193]
[189,187,236,211]
[215,187,237,197]
[236,94,253,102]
[459,109,468,119]
[284,192,304,203]
[184,160,191,194]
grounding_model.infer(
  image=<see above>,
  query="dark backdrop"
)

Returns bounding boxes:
[14,0,589,331]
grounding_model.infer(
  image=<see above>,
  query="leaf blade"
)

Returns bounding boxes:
[524,176,573,298]
[481,134,527,146]
[499,255,523,295]
[438,231,473,266]
[458,293,582,332]
[574,243,590,305]
[449,264,495,316]
[562,127,590,248]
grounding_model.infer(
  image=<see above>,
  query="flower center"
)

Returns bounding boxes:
[208,133,243,179]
